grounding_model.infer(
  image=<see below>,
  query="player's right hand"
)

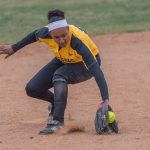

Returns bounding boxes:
[0,45,15,59]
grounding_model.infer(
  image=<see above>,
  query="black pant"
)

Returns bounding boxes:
[25,56,101,123]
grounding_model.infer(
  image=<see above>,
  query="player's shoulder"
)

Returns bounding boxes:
[35,26,52,39]
[69,25,87,35]
[70,25,88,48]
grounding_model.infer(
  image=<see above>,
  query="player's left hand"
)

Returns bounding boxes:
[0,44,15,59]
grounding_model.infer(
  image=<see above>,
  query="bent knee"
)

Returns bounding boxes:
[52,72,67,83]
[25,83,41,98]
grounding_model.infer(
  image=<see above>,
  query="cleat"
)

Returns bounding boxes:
[39,120,63,134]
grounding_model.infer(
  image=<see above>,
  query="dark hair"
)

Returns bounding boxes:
[47,9,65,23]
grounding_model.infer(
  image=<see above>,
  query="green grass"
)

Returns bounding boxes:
[0,0,150,43]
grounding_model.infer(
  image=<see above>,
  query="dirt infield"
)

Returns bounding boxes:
[0,31,150,150]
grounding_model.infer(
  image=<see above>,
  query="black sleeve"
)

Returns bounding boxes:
[11,27,50,52]
[11,30,38,52]
[71,35,109,101]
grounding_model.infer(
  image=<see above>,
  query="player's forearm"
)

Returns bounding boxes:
[82,53,109,101]
[88,63,109,101]
[12,30,38,52]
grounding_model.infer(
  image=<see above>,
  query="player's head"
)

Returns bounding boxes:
[47,9,69,48]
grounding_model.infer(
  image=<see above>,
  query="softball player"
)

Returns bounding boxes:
[0,9,109,134]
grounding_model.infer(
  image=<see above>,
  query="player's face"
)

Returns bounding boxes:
[50,27,69,48]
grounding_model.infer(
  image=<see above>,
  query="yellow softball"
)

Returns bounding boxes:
[108,111,115,123]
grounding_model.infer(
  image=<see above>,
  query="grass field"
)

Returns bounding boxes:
[0,0,150,43]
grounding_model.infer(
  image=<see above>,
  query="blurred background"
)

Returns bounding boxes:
[0,0,150,43]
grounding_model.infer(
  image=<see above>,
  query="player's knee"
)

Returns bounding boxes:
[25,82,41,98]
[52,72,67,84]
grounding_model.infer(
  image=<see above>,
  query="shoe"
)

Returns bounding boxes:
[39,120,63,134]
[48,103,54,117]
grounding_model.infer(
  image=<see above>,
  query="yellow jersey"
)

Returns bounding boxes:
[38,25,99,64]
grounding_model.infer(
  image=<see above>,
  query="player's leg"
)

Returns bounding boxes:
[52,62,93,121]
[25,57,63,114]
[39,62,96,134]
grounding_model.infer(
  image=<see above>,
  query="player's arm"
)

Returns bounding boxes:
[12,28,41,52]
[0,27,47,58]
[71,35,109,102]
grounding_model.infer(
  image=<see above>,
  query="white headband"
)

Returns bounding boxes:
[48,19,68,31]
